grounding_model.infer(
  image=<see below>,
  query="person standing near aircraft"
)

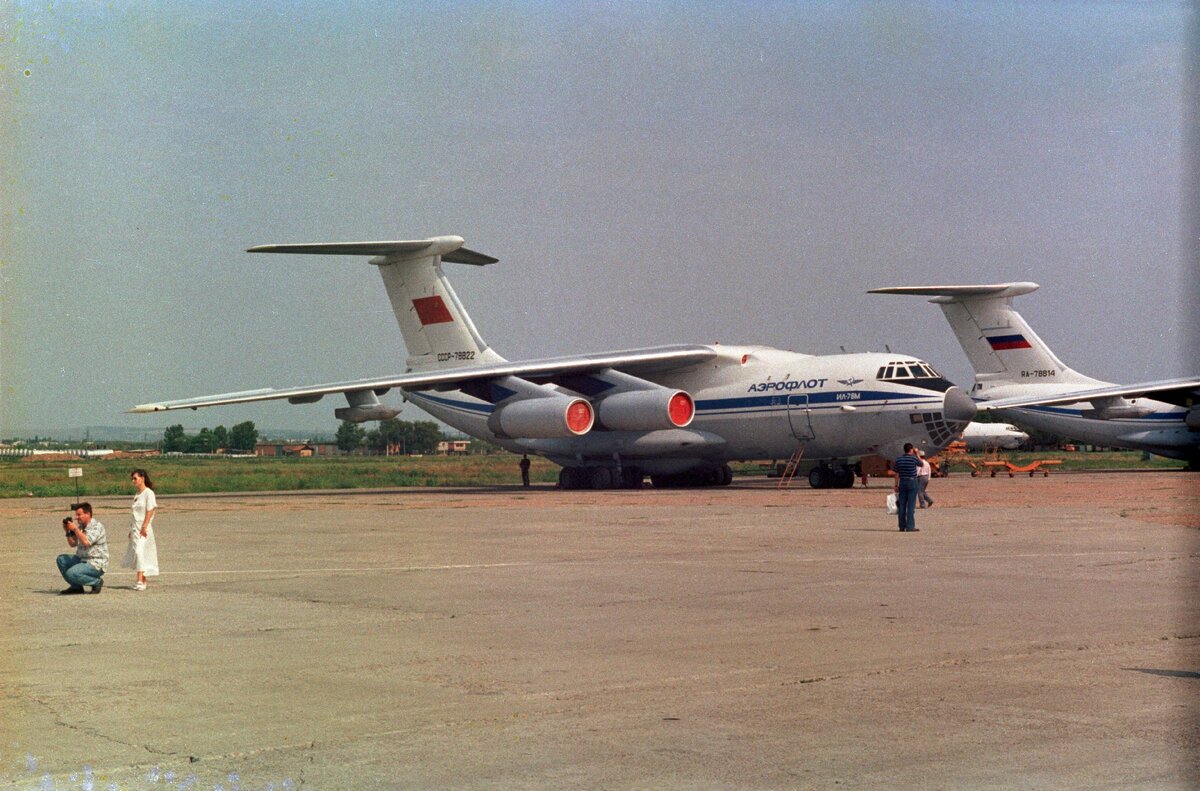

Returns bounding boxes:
[123,469,159,591]
[519,455,531,487]
[916,450,934,509]
[56,502,108,594]
[893,444,920,532]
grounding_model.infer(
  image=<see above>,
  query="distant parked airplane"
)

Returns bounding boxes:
[132,235,976,488]
[960,422,1029,451]
[870,282,1199,466]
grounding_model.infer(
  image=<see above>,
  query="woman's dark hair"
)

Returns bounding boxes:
[132,469,154,490]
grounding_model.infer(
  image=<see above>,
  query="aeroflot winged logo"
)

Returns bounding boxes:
[838,377,863,386]
[986,333,1032,351]
[412,296,455,325]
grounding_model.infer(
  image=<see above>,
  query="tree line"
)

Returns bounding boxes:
[161,418,447,455]
[335,418,443,454]
[161,422,258,454]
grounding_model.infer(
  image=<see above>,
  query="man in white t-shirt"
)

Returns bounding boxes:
[917,451,934,509]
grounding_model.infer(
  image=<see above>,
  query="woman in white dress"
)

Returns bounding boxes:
[124,468,159,591]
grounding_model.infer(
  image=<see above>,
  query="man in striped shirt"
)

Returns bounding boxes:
[893,443,921,532]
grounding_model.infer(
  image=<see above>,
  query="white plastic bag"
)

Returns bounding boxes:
[885,493,898,515]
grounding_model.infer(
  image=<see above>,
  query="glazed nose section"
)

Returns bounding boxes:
[943,386,978,423]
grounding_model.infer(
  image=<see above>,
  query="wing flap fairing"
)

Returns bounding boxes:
[977,377,1200,411]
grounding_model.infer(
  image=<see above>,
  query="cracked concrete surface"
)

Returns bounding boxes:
[1,472,1197,789]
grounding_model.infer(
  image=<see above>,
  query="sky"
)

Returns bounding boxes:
[3,2,1196,439]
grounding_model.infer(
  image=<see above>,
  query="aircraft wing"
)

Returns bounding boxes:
[129,345,718,413]
[976,376,1200,411]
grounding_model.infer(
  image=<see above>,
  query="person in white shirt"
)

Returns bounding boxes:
[916,451,934,509]
[123,468,159,591]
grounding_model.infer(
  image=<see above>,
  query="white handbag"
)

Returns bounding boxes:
[885,493,898,515]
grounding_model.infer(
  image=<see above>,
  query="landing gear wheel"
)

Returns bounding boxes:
[808,465,831,489]
[590,467,614,490]
[834,466,856,488]
[559,467,588,490]
[721,464,734,486]
[621,466,645,489]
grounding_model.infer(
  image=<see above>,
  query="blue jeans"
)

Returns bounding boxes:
[896,478,918,531]
[57,554,104,589]
[917,475,933,507]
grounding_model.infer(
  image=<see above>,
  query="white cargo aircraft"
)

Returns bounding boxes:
[131,236,977,489]
[960,421,1029,451]
[870,282,1200,466]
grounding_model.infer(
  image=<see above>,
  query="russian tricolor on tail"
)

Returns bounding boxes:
[986,334,1033,351]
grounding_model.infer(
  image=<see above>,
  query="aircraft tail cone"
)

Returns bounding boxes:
[943,386,978,423]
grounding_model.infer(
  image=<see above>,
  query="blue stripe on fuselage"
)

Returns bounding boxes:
[408,391,494,414]
[696,389,934,413]
[409,388,939,418]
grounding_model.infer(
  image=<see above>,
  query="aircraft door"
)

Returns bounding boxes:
[787,394,815,440]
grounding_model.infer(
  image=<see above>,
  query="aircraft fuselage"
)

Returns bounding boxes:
[407,345,972,476]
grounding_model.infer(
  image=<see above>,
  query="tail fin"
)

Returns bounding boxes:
[869,283,1101,390]
[249,236,506,371]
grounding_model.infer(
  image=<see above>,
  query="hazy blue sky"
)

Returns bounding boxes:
[3,2,1195,438]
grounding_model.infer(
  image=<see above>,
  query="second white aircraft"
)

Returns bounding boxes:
[871,282,1199,466]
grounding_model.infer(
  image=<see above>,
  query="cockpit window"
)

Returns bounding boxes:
[877,361,944,382]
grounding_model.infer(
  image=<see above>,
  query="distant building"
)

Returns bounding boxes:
[437,440,470,455]
[255,442,338,458]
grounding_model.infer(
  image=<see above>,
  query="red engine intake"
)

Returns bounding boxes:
[596,389,695,431]
[488,396,595,438]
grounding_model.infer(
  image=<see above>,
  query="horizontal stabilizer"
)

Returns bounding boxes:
[868,283,1039,301]
[247,236,498,265]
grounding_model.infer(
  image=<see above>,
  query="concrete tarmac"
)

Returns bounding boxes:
[1,472,1197,789]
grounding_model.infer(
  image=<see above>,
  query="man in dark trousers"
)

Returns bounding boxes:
[519,455,531,487]
[893,444,921,532]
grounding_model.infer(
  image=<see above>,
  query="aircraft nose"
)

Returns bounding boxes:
[943,386,978,423]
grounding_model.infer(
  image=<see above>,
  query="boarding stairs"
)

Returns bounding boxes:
[777,443,806,488]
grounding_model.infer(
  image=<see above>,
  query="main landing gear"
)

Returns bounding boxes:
[557,464,735,490]
[559,465,646,490]
[807,463,856,489]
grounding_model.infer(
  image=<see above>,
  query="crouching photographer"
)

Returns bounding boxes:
[56,502,108,594]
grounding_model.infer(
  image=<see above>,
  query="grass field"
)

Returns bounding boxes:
[0,450,1187,499]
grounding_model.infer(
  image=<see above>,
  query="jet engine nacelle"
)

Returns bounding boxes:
[334,388,400,423]
[335,405,401,423]
[488,396,595,438]
[596,389,695,431]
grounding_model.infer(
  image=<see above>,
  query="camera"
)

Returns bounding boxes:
[62,517,75,531]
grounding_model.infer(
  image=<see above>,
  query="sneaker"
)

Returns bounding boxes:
[90,579,103,594]
[134,582,146,591]
[59,587,86,595]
